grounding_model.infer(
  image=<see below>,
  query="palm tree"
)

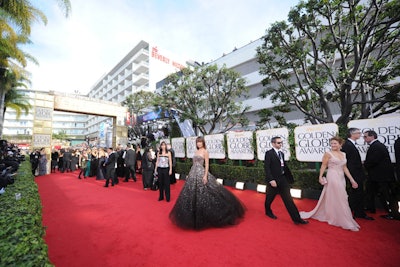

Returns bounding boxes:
[4,79,31,118]
[0,0,71,35]
[0,68,31,135]
[0,0,71,137]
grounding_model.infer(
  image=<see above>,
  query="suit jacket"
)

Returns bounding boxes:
[364,140,394,182]
[264,149,294,184]
[124,149,136,166]
[395,137,400,179]
[104,152,117,171]
[63,151,72,162]
[341,139,366,182]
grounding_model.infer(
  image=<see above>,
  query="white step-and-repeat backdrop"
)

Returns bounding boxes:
[167,117,400,163]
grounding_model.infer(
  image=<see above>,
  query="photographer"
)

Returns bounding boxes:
[0,140,20,173]
[30,149,40,176]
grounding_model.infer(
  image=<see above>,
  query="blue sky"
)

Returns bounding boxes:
[24,0,299,94]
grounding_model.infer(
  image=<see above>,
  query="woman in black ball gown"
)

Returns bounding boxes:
[169,136,246,230]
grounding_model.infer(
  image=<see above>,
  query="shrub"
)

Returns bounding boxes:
[176,161,322,190]
[0,159,53,267]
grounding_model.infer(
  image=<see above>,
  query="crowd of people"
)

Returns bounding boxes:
[26,128,400,231]
[0,140,25,194]
[33,143,178,192]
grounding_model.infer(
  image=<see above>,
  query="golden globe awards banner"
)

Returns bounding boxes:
[348,117,400,162]
[227,131,254,160]
[295,123,338,162]
[185,136,198,158]
[171,137,185,158]
[256,128,290,161]
[205,134,226,159]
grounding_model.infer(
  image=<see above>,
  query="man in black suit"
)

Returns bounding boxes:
[394,137,400,180]
[123,144,137,182]
[341,128,373,220]
[364,130,399,220]
[104,147,117,187]
[62,148,72,173]
[264,136,308,225]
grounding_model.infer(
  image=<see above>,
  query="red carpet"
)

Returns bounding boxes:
[36,171,400,267]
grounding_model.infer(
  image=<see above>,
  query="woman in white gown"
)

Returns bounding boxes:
[300,137,360,231]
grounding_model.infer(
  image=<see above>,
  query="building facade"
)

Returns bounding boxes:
[86,40,186,145]
[209,38,306,130]
[2,90,88,148]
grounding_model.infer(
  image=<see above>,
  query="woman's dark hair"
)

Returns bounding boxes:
[158,141,167,154]
[196,136,206,149]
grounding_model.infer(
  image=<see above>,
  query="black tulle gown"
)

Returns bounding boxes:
[169,155,246,230]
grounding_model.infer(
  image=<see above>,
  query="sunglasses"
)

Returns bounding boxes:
[274,142,283,144]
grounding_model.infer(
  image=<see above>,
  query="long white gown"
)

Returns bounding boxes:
[300,152,360,231]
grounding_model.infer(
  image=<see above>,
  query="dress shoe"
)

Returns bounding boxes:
[123,180,129,182]
[158,198,164,201]
[266,213,277,219]
[380,214,394,220]
[104,185,108,187]
[294,219,309,225]
[355,215,374,220]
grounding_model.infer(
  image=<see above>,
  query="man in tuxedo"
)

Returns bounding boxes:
[62,148,72,173]
[29,149,40,176]
[104,147,117,187]
[264,136,308,225]
[395,137,400,180]
[123,144,137,182]
[364,130,400,220]
[341,128,373,220]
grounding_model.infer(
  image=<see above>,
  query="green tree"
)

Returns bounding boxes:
[257,0,400,126]
[4,84,31,119]
[159,64,250,135]
[52,130,68,141]
[122,90,157,116]
[0,68,32,136]
[0,0,71,35]
[0,25,34,136]
[122,90,157,138]
[0,0,71,137]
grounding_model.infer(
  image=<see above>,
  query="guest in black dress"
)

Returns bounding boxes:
[136,145,142,174]
[51,149,59,173]
[169,136,246,230]
[142,147,155,190]
[58,148,64,173]
[96,148,106,180]
[90,148,98,177]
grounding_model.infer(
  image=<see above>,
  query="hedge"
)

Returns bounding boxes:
[0,159,53,267]
[176,161,322,190]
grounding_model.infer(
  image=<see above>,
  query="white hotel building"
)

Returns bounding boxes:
[85,40,187,144]
[209,38,305,129]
